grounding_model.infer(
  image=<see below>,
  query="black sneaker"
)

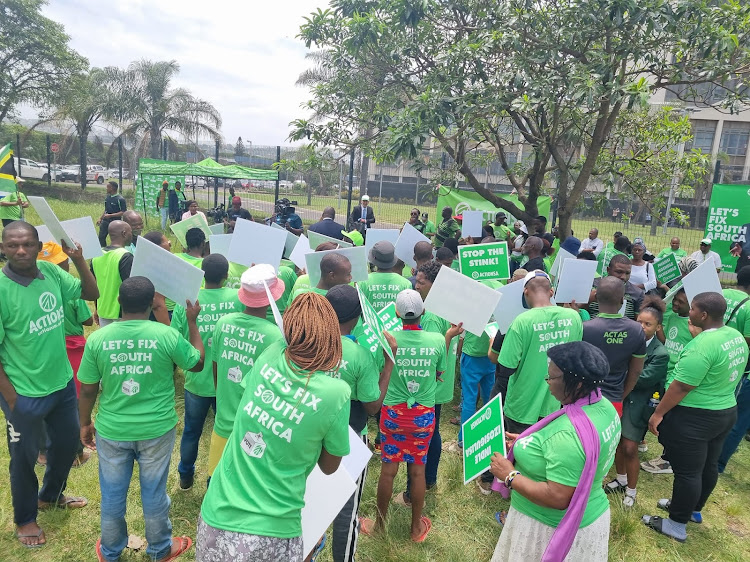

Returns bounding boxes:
[179,474,194,491]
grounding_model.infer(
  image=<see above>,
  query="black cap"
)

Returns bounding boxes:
[326,285,362,323]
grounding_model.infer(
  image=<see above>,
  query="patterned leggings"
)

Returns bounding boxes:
[196,516,303,562]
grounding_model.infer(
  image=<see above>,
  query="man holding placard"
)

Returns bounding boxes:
[290,253,351,302]
[0,222,99,548]
[90,220,133,327]
[362,289,446,543]
[588,254,644,320]
[491,271,583,434]
[434,206,460,248]
[171,254,242,491]
[359,241,411,311]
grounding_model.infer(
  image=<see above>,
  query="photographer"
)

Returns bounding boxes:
[225,196,252,233]
[269,198,303,235]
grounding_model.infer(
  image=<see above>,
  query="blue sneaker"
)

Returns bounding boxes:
[691,511,702,524]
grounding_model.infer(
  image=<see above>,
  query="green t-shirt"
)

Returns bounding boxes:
[423,220,436,236]
[291,274,310,295]
[461,280,503,357]
[434,218,460,248]
[290,285,327,303]
[165,253,204,311]
[656,247,687,260]
[212,312,285,438]
[421,311,458,404]
[492,224,514,241]
[77,320,201,441]
[171,287,243,397]
[663,313,692,375]
[358,272,412,312]
[0,261,80,397]
[385,329,446,408]
[91,247,129,319]
[0,192,28,220]
[512,397,620,527]
[200,341,351,538]
[499,306,583,424]
[723,288,750,337]
[668,326,749,410]
[276,265,298,312]
[64,298,92,337]
[597,247,625,276]
[226,262,249,290]
[324,336,381,433]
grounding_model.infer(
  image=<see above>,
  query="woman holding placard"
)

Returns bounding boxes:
[489,341,619,562]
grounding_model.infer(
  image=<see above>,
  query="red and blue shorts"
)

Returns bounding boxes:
[378,403,435,465]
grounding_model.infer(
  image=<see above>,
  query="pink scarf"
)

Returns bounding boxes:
[492,389,602,562]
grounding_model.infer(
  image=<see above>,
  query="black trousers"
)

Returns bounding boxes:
[658,404,736,523]
[98,219,112,247]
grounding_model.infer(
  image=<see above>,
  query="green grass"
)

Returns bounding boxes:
[1,195,749,560]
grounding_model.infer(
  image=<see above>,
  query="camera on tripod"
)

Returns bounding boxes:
[206,203,227,224]
[275,198,298,217]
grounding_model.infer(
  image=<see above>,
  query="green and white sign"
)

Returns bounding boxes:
[437,188,552,224]
[705,183,750,272]
[462,393,505,484]
[356,284,395,362]
[653,253,680,283]
[458,242,510,281]
[377,303,403,333]
[136,173,186,221]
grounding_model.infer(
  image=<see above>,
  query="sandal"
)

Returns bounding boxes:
[359,517,375,537]
[604,479,626,494]
[494,511,507,527]
[412,516,432,543]
[156,536,193,562]
[642,515,686,543]
[39,495,88,510]
[96,538,105,561]
[17,527,45,549]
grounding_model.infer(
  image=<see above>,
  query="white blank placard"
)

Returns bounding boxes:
[36,225,54,243]
[682,258,723,304]
[395,222,431,268]
[461,210,484,238]
[270,222,299,258]
[365,229,400,256]
[550,248,575,278]
[27,196,75,248]
[227,218,286,269]
[423,266,501,336]
[60,216,103,260]
[308,230,352,249]
[306,246,369,287]
[289,234,312,270]
[341,427,373,481]
[493,280,527,334]
[554,258,597,304]
[208,234,232,258]
[208,223,224,235]
[130,236,204,306]
[301,467,356,558]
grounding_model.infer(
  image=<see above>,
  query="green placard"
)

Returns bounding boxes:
[458,241,510,281]
[170,213,212,249]
[378,302,403,332]
[705,183,750,272]
[653,253,680,283]
[462,393,505,484]
[663,279,684,304]
[356,284,395,363]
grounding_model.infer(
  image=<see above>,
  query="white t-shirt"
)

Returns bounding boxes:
[629,262,657,291]
[690,249,722,270]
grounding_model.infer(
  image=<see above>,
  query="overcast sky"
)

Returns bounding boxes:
[34,0,329,146]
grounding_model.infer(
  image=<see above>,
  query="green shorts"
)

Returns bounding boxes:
[621,390,654,442]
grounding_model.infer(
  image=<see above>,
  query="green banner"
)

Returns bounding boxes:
[462,393,505,484]
[653,253,680,283]
[705,183,750,273]
[356,284,395,362]
[458,242,510,281]
[437,188,551,224]
[377,302,403,332]
[136,173,186,221]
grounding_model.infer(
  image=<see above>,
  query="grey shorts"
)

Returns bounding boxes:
[196,516,303,562]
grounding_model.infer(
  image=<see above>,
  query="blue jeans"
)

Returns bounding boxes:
[404,403,441,498]
[458,354,494,442]
[178,390,216,480]
[97,428,176,561]
[719,378,750,473]
[160,207,169,230]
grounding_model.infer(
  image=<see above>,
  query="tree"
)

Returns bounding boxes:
[274,144,337,204]
[50,68,121,189]
[0,0,87,125]
[113,60,222,159]
[235,136,245,157]
[294,0,750,239]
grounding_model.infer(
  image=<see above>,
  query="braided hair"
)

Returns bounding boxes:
[282,292,342,376]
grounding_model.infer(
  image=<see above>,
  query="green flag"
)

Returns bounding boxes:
[0,144,17,192]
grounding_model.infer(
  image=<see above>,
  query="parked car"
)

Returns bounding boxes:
[185,175,206,188]
[14,157,56,181]
[58,166,80,182]
[86,165,108,184]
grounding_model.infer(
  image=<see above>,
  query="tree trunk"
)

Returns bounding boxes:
[150,128,161,159]
[650,214,659,236]
[79,131,88,191]
[307,179,312,205]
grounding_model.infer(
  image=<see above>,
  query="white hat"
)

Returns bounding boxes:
[396,289,424,319]
[700,238,712,245]
[361,195,370,201]
[238,264,285,308]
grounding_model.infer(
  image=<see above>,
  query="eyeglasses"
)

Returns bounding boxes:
[410,212,419,216]
[545,374,563,382]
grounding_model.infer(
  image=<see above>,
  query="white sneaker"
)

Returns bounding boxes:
[638,442,648,453]
[641,457,673,474]
[623,494,636,508]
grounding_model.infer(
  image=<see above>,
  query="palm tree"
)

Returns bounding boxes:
[50,67,121,189]
[115,60,222,159]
